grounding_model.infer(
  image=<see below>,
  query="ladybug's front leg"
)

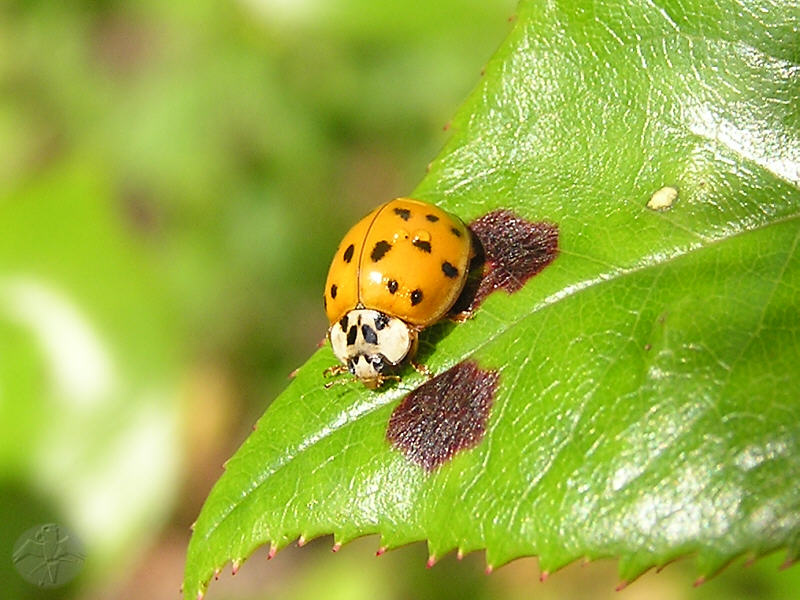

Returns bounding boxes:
[323,364,348,378]
[410,361,433,380]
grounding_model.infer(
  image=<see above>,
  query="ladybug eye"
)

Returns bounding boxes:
[370,355,386,373]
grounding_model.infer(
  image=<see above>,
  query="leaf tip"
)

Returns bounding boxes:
[539,571,549,583]
[267,543,278,560]
[376,546,387,557]
[485,564,494,575]
[426,555,437,569]
[296,536,306,548]
[231,560,240,576]
[615,580,628,592]
[331,542,342,553]
[693,576,706,588]
[456,548,464,561]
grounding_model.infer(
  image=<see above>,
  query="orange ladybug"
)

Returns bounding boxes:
[323,198,471,388]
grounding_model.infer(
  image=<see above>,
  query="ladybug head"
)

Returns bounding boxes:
[328,308,415,388]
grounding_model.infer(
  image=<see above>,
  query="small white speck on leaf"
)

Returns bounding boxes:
[647,186,679,211]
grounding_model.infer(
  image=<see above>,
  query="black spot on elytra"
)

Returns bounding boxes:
[339,315,348,331]
[442,261,458,279]
[346,325,357,346]
[330,284,338,299]
[387,279,398,294]
[343,244,355,263]
[393,207,411,221]
[371,240,392,262]
[450,227,462,237]
[426,214,439,222]
[410,289,423,305]
[374,313,389,330]
[451,211,559,317]
[386,361,499,471]
[412,239,432,253]
[361,324,378,345]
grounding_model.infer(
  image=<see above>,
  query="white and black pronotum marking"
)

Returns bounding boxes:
[328,308,413,385]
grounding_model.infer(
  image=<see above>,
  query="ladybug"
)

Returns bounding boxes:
[324,198,472,388]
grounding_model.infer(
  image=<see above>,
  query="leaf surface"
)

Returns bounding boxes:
[185,0,800,596]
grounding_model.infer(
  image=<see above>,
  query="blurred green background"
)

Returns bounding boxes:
[1,0,798,598]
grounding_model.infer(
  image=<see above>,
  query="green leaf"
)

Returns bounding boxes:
[184,0,800,596]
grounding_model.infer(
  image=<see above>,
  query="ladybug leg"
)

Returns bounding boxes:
[447,309,475,323]
[324,376,353,389]
[324,372,401,389]
[410,361,433,379]
[377,374,402,387]
[323,365,349,388]
[323,364,348,378]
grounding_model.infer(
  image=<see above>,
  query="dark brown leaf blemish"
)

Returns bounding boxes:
[452,211,559,316]
[386,361,499,471]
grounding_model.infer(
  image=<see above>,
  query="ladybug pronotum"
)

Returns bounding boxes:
[323,198,472,388]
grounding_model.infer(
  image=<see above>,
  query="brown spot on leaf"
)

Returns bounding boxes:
[452,211,558,316]
[386,361,499,471]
